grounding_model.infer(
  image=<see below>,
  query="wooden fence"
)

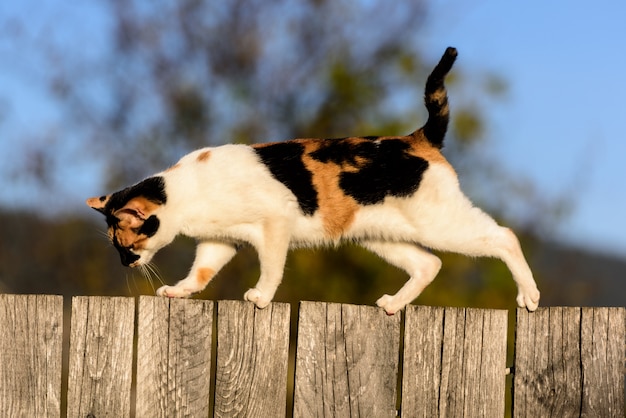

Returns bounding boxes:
[0,294,623,417]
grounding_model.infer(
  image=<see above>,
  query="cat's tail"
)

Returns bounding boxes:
[413,47,457,149]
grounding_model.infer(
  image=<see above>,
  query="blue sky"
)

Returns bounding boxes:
[1,0,625,259]
[422,0,626,258]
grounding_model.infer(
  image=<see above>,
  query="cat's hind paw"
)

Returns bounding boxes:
[156,285,192,298]
[376,294,403,316]
[243,288,271,309]
[516,287,540,312]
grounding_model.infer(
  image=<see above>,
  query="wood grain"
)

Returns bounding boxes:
[293,301,401,418]
[0,294,63,418]
[214,300,290,417]
[402,305,508,418]
[580,307,625,417]
[401,305,444,416]
[0,295,621,416]
[514,307,625,417]
[136,296,213,418]
[66,296,135,417]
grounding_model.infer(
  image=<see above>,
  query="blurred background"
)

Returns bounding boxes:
[0,0,624,310]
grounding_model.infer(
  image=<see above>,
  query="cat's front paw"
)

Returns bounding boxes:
[243,288,271,309]
[516,286,540,312]
[376,294,403,316]
[156,285,192,298]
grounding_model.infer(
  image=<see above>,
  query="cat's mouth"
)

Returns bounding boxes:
[113,240,141,267]
[124,250,155,268]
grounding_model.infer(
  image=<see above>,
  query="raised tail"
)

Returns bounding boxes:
[414,47,458,148]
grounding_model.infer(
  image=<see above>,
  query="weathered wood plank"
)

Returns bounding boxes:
[66,296,135,417]
[513,307,582,417]
[214,300,290,417]
[136,296,213,418]
[401,305,444,416]
[580,307,625,417]
[293,301,401,418]
[514,307,625,417]
[402,306,508,417]
[0,294,63,418]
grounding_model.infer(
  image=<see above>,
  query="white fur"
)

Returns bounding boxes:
[137,144,539,314]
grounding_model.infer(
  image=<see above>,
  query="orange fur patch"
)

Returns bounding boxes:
[251,142,275,149]
[164,163,181,172]
[300,140,360,238]
[86,195,110,210]
[197,268,215,286]
[408,131,449,164]
[114,228,135,248]
[125,196,161,215]
[196,150,211,162]
[111,227,149,249]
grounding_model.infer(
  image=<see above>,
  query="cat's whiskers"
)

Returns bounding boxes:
[125,272,133,295]
[149,263,166,286]
[139,262,164,294]
[138,265,154,293]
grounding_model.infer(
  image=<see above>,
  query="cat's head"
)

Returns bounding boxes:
[86,176,168,267]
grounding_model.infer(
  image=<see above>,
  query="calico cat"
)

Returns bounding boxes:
[87,47,540,315]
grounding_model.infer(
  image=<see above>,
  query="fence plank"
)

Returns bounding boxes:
[514,307,625,417]
[0,294,63,418]
[513,307,582,417]
[66,296,135,417]
[136,296,213,418]
[402,306,508,417]
[0,293,621,417]
[214,300,290,417]
[293,301,401,418]
[401,305,444,416]
[580,307,625,417]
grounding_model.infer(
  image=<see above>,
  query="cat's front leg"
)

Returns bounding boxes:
[244,222,291,309]
[156,241,237,298]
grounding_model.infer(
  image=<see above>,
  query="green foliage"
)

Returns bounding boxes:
[452,107,484,145]
[0,0,577,310]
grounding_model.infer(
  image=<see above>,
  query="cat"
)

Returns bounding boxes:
[86,47,540,315]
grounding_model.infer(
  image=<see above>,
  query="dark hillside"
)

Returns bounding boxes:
[1,210,624,308]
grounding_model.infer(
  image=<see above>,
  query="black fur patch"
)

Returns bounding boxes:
[311,138,429,205]
[106,176,167,215]
[138,215,160,237]
[113,239,140,266]
[254,143,318,215]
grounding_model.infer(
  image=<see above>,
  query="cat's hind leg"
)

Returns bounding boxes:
[481,226,541,311]
[156,240,238,298]
[417,206,540,311]
[363,241,442,315]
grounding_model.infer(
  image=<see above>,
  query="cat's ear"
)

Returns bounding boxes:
[86,195,110,214]
[114,208,144,229]
[115,197,159,221]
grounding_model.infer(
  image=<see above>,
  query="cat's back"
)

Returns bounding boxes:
[162,144,274,183]
[174,143,257,168]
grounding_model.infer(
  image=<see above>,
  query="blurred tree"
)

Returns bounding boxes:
[32,0,432,189]
[0,0,569,309]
